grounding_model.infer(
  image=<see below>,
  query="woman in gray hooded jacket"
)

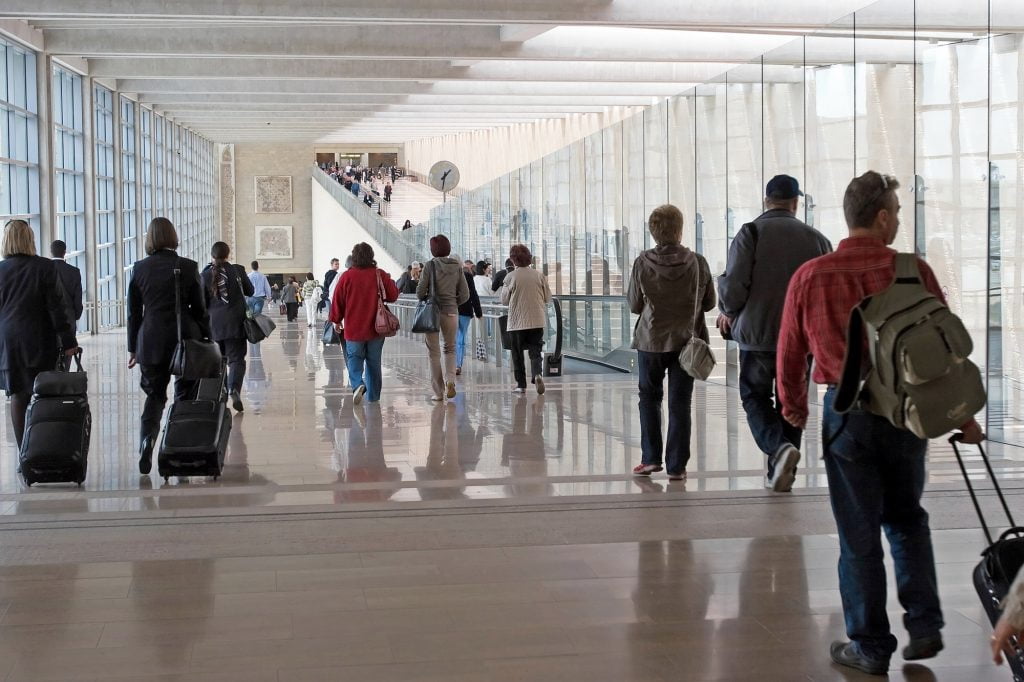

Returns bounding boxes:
[417,235,469,400]
[626,204,715,482]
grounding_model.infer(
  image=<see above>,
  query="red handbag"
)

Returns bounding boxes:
[374,270,400,337]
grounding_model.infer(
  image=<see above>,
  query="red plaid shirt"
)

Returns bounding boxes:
[776,236,945,425]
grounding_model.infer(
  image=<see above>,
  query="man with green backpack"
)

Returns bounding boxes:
[776,171,985,676]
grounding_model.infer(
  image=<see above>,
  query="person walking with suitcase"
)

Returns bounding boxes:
[717,175,832,492]
[201,242,254,413]
[776,172,984,675]
[127,217,211,475]
[0,220,79,449]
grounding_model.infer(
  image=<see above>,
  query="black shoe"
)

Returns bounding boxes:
[139,436,155,475]
[902,634,943,661]
[830,641,888,676]
[230,391,244,412]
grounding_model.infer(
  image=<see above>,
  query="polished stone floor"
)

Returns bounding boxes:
[0,311,1022,680]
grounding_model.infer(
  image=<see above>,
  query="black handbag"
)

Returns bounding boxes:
[951,437,1024,679]
[322,320,342,345]
[33,350,88,397]
[411,260,441,334]
[244,311,276,344]
[169,262,223,380]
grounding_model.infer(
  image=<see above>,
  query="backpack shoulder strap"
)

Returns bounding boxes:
[833,304,867,413]
[893,253,922,284]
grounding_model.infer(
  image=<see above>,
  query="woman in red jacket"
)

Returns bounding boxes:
[329,242,399,404]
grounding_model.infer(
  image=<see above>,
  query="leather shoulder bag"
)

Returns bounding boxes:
[411,260,441,334]
[374,270,401,337]
[169,260,223,379]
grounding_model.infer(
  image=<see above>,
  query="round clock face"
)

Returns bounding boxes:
[428,161,460,193]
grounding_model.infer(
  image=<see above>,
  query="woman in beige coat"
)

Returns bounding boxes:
[500,244,551,395]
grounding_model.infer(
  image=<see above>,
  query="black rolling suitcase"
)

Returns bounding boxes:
[951,437,1024,680]
[19,351,90,487]
[157,372,231,482]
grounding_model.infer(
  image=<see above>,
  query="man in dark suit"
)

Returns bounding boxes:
[50,240,83,333]
[491,259,515,293]
[320,258,340,313]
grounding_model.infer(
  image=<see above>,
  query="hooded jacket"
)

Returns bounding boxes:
[627,244,715,353]
[417,256,470,313]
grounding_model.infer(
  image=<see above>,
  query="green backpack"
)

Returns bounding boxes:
[833,253,986,439]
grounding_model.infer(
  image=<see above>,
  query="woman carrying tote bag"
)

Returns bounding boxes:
[625,205,715,483]
[416,235,469,402]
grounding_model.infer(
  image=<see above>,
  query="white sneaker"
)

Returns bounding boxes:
[512,387,526,395]
[353,385,366,406]
[765,444,801,493]
[430,395,445,402]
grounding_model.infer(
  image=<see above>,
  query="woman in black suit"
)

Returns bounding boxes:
[201,241,254,412]
[0,220,79,448]
[127,217,210,475]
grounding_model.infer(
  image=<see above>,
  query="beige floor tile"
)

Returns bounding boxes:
[483,653,676,682]
[70,675,278,682]
[363,580,553,610]
[359,547,509,568]
[188,635,393,672]
[0,595,215,626]
[212,552,364,573]
[7,645,192,681]
[274,564,442,591]
[389,627,577,663]
[210,588,366,616]
[97,614,293,648]
[438,557,597,583]
[0,622,103,652]
[278,660,484,682]
[290,607,454,639]
[127,570,277,596]
[0,577,132,601]
[446,597,647,631]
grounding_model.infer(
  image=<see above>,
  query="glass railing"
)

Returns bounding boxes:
[312,165,428,268]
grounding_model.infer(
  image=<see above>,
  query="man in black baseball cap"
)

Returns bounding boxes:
[716,174,831,493]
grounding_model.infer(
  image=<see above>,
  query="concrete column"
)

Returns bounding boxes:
[112,93,125,325]
[82,77,98,334]
[36,54,54,245]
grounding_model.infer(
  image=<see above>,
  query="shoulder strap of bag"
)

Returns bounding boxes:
[691,258,704,334]
[376,269,386,302]
[894,252,922,284]
[833,305,866,413]
[173,258,184,343]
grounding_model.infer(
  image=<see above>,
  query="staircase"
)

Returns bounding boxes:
[381,175,446,230]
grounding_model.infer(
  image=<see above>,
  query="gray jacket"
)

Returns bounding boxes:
[627,245,715,353]
[417,256,469,313]
[717,209,832,351]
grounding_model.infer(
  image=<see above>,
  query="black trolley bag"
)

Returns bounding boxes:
[19,350,91,487]
[951,436,1024,680]
[157,369,231,482]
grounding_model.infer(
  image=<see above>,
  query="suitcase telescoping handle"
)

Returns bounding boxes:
[949,435,1018,547]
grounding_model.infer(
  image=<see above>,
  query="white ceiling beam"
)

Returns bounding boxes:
[88,57,733,83]
[0,0,887,31]
[117,79,690,97]
[137,95,650,108]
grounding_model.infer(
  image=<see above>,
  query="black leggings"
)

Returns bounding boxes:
[9,390,31,449]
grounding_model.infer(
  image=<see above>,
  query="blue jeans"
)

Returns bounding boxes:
[455,315,473,368]
[822,387,943,661]
[247,297,265,316]
[637,350,694,475]
[739,350,802,457]
[345,338,386,402]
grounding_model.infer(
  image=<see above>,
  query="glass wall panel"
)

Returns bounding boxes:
[668,92,697,249]
[990,2,1024,442]
[138,107,153,242]
[0,37,40,242]
[120,97,137,286]
[53,65,87,331]
[93,85,117,328]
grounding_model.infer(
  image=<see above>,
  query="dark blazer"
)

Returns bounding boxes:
[491,266,513,292]
[322,269,338,301]
[201,262,255,341]
[458,271,483,318]
[127,250,210,367]
[53,259,84,324]
[0,255,77,377]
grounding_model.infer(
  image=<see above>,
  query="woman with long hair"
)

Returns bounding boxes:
[329,243,399,404]
[0,220,79,449]
[127,217,211,474]
[201,241,254,412]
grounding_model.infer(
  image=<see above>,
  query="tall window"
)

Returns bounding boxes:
[0,38,40,242]
[139,107,153,231]
[94,84,116,328]
[52,65,86,329]
[120,96,137,283]
[153,112,165,218]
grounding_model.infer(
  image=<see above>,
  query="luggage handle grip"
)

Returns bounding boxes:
[56,348,84,373]
[949,435,1017,547]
